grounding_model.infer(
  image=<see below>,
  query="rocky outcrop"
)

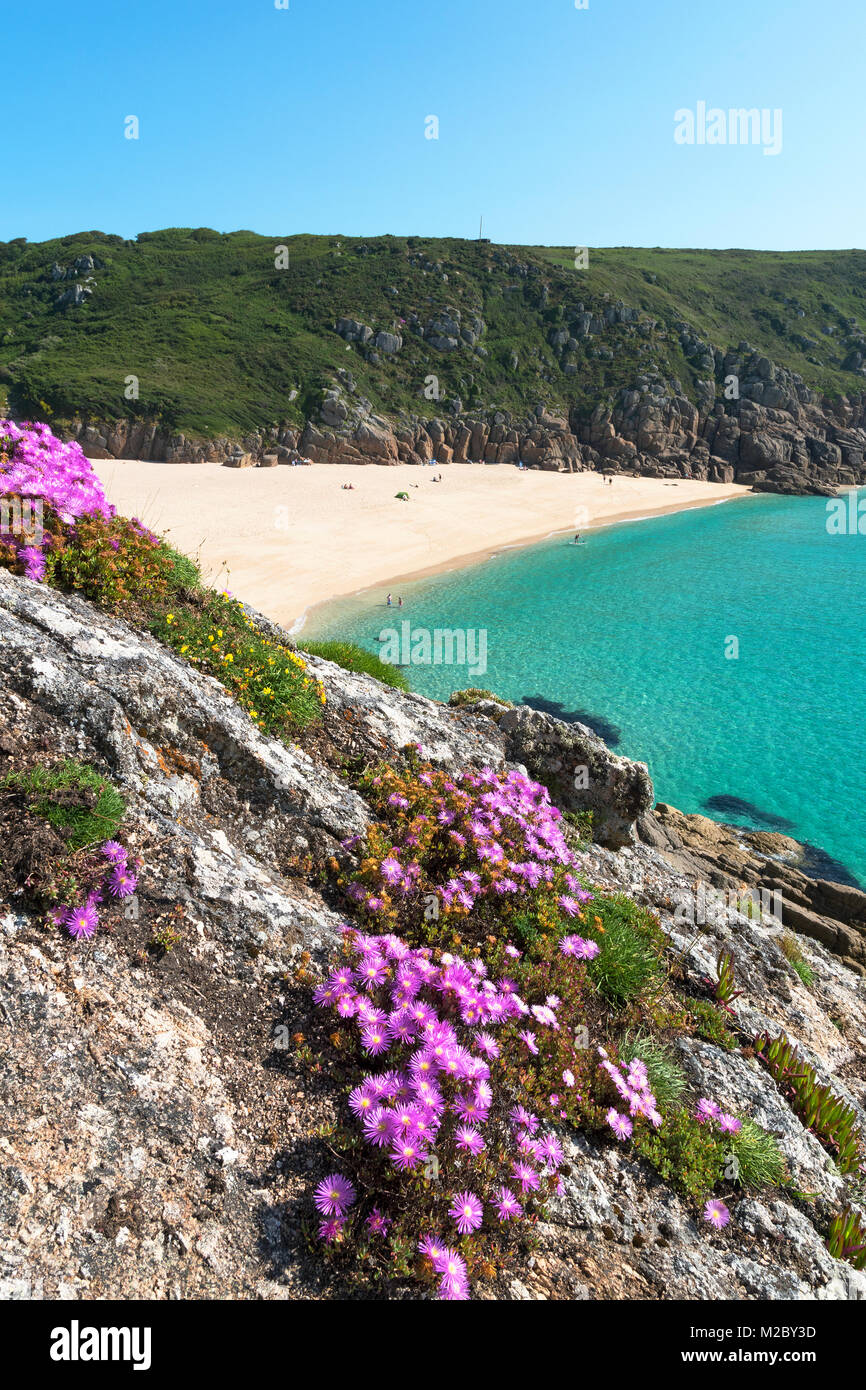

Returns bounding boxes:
[494,704,654,847]
[637,804,866,975]
[61,363,866,497]
[2,572,865,1300]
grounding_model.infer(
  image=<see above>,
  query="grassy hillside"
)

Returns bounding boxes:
[0,229,864,440]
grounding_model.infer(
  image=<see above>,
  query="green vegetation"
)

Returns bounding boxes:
[617,1028,688,1108]
[688,998,738,1050]
[151,594,326,733]
[755,1031,864,1174]
[585,894,667,1006]
[780,930,815,988]
[729,1118,788,1188]
[633,1109,727,1203]
[3,759,125,850]
[563,808,595,842]
[827,1208,866,1270]
[2,230,865,442]
[299,639,410,691]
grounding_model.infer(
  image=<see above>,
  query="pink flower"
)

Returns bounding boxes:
[704,1199,730,1230]
[606,1109,633,1141]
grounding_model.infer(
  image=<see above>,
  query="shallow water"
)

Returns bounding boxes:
[307,494,866,886]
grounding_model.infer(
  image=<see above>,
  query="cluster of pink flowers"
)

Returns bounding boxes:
[0,422,116,580]
[351,765,593,919]
[50,840,138,941]
[695,1097,742,1135]
[598,1047,663,1140]
[313,926,570,1299]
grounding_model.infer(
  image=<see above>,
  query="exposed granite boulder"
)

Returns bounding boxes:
[497,704,654,846]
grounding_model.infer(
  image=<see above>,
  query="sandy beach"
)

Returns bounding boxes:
[92,461,750,630]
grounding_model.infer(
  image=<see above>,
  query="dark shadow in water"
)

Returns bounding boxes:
[703,795,796,832]
[797,844,863,890]
[521,695,622,748]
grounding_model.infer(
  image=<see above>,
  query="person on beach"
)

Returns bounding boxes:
[574,533,581,544]
[398,597,403,607]
[387,593,392,606]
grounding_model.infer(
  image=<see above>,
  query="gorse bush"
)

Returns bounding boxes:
[299,639,410,692]
[151,594,325,733]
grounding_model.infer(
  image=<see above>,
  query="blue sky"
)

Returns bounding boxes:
[6,0,863,249]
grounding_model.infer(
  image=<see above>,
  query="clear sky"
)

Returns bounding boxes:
[6,0,864,250]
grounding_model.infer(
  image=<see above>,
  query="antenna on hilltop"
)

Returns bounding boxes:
[479,215,483,240]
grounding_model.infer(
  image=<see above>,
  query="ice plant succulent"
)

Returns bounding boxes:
[309,926,576,1298]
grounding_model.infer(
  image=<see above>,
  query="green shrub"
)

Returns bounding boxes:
[633,1108,726,1202]
[688,998,738,1051]
[45,512,186,611]
[617,1029,688,1108]
[299,639,410,692]
[728,1118,788,1188]
[586,894,666,1007]
[3,759,125,850]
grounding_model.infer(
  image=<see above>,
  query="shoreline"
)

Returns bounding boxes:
[294,492,754,635]
[91,460,752,631]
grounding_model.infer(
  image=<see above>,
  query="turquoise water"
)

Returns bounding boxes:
[306,495,866,886]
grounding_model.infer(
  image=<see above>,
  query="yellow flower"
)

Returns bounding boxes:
[180,644,188,654]
[223,653,234,663]
[166,613,175,624]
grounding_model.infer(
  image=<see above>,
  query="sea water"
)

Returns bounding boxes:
[306,493,866,886]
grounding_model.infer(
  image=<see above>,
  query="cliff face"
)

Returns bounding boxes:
[2,568,865,1301]
[61,355,866,497]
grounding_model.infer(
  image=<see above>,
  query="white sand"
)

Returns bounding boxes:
[92,460,750,630]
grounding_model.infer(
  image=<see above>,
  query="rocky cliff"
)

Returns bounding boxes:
[2,569,865,1300]
[62,350,866,498]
